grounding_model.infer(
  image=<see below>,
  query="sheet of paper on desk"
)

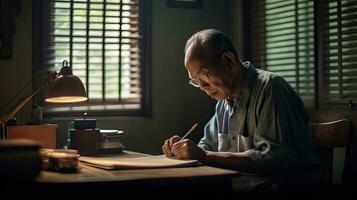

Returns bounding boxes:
[79,155,200,169]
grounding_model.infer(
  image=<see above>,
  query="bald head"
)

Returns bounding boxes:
[184,29,239,68]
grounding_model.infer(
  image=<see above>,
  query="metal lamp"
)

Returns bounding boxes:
[0,60,87,139]
[45,60,87,103]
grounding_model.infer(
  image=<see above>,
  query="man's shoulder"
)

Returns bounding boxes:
[254,69,302,104]
[255,69,289,88]
[250,69,297,102]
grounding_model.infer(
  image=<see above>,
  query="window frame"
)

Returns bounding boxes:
[32,0,152,118]
[316,0,357,110]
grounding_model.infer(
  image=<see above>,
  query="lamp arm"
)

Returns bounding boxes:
[0,83,48,125]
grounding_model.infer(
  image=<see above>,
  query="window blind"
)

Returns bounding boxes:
[322,0,357,104]
[250,0,315,103]
[43,0,142,113]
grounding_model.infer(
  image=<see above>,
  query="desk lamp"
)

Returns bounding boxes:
[0,60,88,139]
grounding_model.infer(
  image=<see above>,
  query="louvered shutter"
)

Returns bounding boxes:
[250,0,315,103]
[322,0,357,104]
[44,0,141,111]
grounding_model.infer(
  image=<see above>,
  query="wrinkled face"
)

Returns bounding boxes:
[185,54,235,101]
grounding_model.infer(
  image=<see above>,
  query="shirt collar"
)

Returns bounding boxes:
[226,61,257,109]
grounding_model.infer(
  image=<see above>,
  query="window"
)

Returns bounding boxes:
[33,0,150,117]
[246,0,357,109]
[320,0,357,106]
[248,0,315,105]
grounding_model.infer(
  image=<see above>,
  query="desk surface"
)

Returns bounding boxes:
[36,150,239,184]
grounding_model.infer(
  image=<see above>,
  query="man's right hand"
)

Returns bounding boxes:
[162,135,181,157]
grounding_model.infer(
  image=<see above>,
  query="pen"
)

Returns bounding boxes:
[180,123,198,141]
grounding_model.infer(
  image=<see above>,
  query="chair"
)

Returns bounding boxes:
[235,119,353,199]
[310,119,353,186]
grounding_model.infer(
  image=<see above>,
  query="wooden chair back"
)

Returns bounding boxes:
[310,119,352,185]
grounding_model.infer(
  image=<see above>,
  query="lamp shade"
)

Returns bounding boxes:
[45,60,87,103]
[45,75,87,103]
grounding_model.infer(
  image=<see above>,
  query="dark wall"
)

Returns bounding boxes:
[0,0,237,155]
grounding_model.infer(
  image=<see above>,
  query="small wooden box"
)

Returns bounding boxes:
[69,129,100,156]
[7,124,57,149]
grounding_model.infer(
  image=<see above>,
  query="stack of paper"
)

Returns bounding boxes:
[79,155,200,170]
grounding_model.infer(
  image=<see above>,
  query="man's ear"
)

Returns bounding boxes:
[222,52,237,67]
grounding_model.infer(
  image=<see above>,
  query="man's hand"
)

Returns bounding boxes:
[171,139,206,161]
[162,135,181,157]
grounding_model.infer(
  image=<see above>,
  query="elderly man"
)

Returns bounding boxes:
[162,29,326,193]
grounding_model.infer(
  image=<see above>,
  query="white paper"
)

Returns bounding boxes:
[79,155,200,169]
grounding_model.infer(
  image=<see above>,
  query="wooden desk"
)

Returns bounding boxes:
[34,151,239,198]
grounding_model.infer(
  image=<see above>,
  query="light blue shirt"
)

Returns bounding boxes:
[198,62,325,184]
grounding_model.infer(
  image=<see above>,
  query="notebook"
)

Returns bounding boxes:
[79,155,200,170]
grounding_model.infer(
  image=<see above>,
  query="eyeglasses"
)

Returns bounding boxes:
[188,68,211,88]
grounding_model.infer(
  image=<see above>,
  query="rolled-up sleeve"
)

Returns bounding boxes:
[247,76,310,172]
